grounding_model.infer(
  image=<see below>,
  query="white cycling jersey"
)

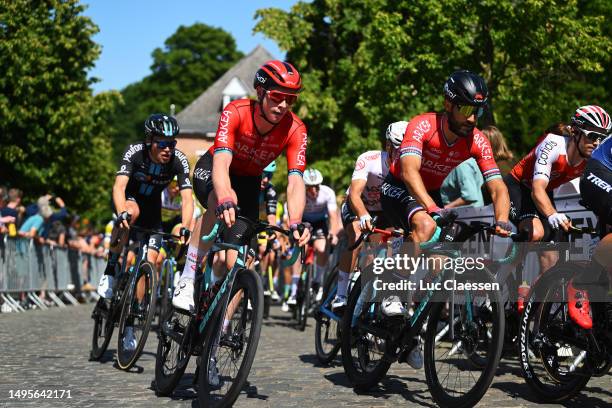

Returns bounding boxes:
[345,150,390,212]
[304,184,337,223]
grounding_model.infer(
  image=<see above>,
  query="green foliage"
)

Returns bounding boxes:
[110,23,244,160]
[0,0,121,225]
[255,0,612,183]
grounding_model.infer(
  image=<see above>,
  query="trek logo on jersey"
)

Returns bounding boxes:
[411,120,432,143]
[296,132,307,166]
[536,139,558,165]
[217,110,232,144]
[587,172,612,192]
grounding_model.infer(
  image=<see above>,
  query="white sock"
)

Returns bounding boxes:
[223,318,230,333]
[181,245,204,280]
[290,276,299,297]
[314,263,327,284]
[336,270,350,298]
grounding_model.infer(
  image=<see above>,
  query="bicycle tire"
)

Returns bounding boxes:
[154,309,192,396]
[159,261,172,325]
[298,264,312,331]
[518,265,591,402]
[116,261,158,370]
[340,275,391,391]
[198,268,264,408]
[90,298,115,360]
[423,268,504,408]
[315,267,341,364]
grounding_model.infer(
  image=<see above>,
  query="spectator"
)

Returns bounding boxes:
[440,157,485,208]
[0,186,13,234]
[38,196,68,244]
[482,126,515,176]
[480,126,516,205]
[18,201,52,238]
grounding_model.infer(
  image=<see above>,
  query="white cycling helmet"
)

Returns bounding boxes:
[303,168,323,186]
[386,121,408,148]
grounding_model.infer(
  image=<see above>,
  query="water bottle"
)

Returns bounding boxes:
[517,280,530,313]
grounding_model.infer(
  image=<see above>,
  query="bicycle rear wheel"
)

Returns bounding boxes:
[315,267,341,364]
[116,261,158,370]
[198,268,264,408]
[423,268,504,408]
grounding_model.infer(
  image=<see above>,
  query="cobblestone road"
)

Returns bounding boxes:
[0,304,610,407]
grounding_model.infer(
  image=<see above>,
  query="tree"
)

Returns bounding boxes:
[0,0,121,224]
[110,23,244,160]
[255,0,612,189]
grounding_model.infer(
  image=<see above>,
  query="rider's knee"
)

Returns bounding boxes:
[412,212,437,241]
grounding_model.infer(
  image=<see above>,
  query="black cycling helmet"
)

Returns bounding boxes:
[443,70,488,107]
[144,113,180,139]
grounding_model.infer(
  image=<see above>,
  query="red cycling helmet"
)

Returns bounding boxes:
[254,60,302,93]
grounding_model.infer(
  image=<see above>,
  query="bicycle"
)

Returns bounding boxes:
[157,240,186,326]
[154,216,302,407]
[90,225,181,371]
[294,240,315,331]
[518,223,607,402]
[314,219,402,365]
[340,214,506,408]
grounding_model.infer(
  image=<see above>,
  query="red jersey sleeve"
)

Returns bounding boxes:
[213,102,240,155]
[470,131,501,182]
[285,121,308,176]
[399,114,434,159]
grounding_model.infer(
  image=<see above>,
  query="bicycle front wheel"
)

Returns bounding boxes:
[116,261,158,370]
[90,298,114,360]
[198,268,264,408]
[518,265,591,402]
[424,268,504,408]
[298,264,312,331]
[315,267,341,364]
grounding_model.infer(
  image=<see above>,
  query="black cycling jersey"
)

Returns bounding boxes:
[117,142,192,199]
[260,182,278,217]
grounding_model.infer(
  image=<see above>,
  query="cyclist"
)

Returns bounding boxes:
[97,114,194,348]
[287,168,341,306]
[381,70,512,316]
[331,121,406,310]
[505,105,606,279]
[573,108,612,329]
[172,60,311,313]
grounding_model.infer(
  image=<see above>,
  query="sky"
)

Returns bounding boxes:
[84,1,299,93]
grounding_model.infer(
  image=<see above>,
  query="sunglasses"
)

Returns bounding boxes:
[578,128,607,143]
[154,140,177,149]
[263,171,274,180]
[455,104,484,119]
[267,90,298,105]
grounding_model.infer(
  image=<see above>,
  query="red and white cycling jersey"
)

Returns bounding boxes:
[346,150,390,212]
[510,133,586,191]
[304,185,337,223]
[389,113,501,190]
[208,99,308,176]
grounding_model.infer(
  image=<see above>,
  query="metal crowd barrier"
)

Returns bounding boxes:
[0,235,107,313]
